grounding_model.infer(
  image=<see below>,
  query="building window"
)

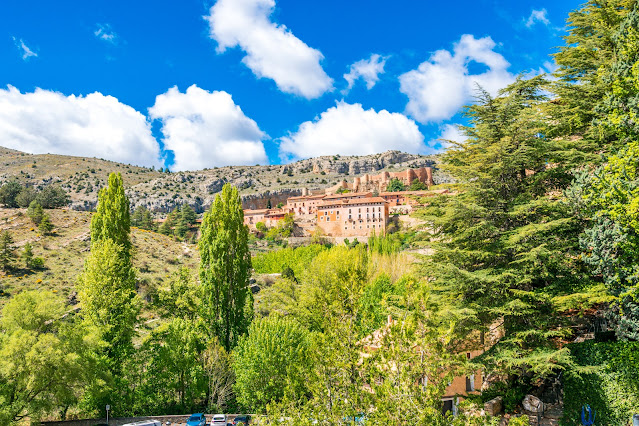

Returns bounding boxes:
[327,217,330,222]
[466,375,475,392]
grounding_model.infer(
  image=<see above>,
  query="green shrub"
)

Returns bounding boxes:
[508,416,530,426]
[561,341,639,426]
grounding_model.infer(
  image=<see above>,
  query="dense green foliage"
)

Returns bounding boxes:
[418,76,596,380]
[0,291,101,424]
[562,341,639,426]
[252,244,328,277]
[385,177,405,192]
[199,184,253,351]
[233,316,312,412]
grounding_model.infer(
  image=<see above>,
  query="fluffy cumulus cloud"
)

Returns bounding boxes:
[0,86,161,167]
[399,34,514,123]
[525,9,550,28]
[205,0,333,99]
[343,54,388,93]
[149,85,268,171]
[279,102,425,161]
[12,37,37,60]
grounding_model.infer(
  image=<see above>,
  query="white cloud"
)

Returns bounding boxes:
[343,54,387,93]
[0,86,161,167]
[525,9,550,28]
[399,34,514,123]
[12,37,37,60]
[205,0,333,99]
[436,124,466,149]
[94,24,118,44]
[279,102,425,161]
[149,85,268,171]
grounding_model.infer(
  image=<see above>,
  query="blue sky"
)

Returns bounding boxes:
[0,0,580,171]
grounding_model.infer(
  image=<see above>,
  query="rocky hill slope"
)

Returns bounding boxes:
[0,146,447,213]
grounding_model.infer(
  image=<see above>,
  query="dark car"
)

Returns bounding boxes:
[232,415,251,425]
[186,413,207,426]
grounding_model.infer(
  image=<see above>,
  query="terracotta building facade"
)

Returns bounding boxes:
[316,196,389,237]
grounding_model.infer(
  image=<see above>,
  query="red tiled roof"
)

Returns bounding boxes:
[318,196,386,208]
[323,191,372,200]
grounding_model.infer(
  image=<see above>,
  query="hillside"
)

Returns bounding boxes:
[0,146,445,213]
[0,207,199,310]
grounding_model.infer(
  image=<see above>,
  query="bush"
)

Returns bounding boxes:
[508,417,530,426]
[561,341,639,426]
[31,257,45,269]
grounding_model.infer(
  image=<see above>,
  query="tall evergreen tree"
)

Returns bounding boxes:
[418,77,601,381]
[199,184,252,351]
[550,0,637,155]
[0,231,15,272]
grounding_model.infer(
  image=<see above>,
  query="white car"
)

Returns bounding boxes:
[211,414,227,426]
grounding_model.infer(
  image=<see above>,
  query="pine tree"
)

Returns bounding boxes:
[90,173,131,256]
[27,200,44,225]
[38,214,54,234]
[22,242,33,269]
[131,205,155,230]
[199,183,252,351]
[0,181,21,208]
[0,230,15,272]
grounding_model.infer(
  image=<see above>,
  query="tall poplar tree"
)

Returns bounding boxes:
[199,184,252,351]
[90,172,131,257]
[79,172,138,369]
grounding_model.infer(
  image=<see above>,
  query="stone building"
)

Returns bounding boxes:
[243,208,286,228]
[316,196,389,237]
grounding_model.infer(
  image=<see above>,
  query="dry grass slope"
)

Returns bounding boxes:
[0,208,199,315]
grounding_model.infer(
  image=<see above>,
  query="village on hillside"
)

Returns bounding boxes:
[242,166,448,242]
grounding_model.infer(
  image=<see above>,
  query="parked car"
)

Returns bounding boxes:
[232,415,251,425]
[211,414,227,426]
[186,413,207,426]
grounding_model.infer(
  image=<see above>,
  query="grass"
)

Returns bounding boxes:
[0,208,199,316]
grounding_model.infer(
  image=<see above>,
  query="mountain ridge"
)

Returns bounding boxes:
[0,146,447,213]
